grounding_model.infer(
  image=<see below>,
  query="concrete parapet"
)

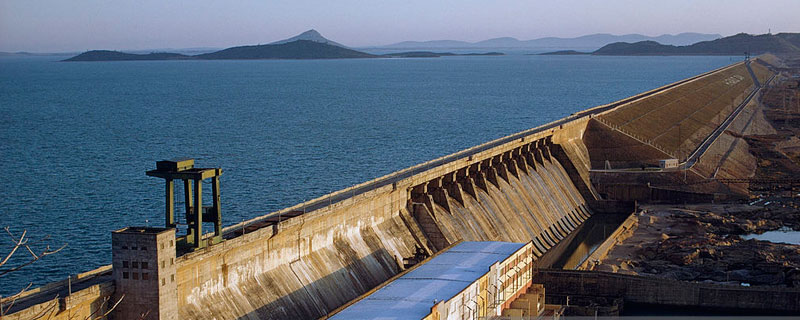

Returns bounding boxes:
[4,280,115,320]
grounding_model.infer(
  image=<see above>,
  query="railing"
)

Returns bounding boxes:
[491,244,536,310]
[593,65,776,169]
[593,116,673,157]
[683,72,774,170]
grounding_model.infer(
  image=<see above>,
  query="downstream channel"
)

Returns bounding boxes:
[548,213,629,270]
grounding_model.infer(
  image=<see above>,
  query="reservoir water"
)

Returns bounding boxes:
[0,54,737,294]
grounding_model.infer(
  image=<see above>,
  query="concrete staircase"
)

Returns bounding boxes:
[593,116,674,158]
[746,60,761,88]
[501,284,546,318]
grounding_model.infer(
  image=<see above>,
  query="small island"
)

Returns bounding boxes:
[382,51,504,58]
[64,50,191,61]
[536,50,590,55]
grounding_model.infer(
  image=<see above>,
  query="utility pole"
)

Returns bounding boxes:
[796,90,799,113]
[786,91,789,128]
[684,161,688,183]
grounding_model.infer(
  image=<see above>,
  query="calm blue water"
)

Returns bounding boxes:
[0,54,737,294]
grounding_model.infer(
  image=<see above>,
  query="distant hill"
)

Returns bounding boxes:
[382,51,503,58]
[375,33,721,50]
[537,50,590,56]
[63,29,509,62]
[63,29,382,62]
[196,40,376,60]
[64,50,190,61]
[1,51,80,57]
[124,47,221,55]
[773,33,800,48]
[383,40,474,49]
[65,41,375,61]
[270,29,348,48]
[593,33,800,56]
[775,33,800,48]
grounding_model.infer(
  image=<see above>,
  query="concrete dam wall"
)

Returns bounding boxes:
[411,139,592,254]
[174,118,596,319]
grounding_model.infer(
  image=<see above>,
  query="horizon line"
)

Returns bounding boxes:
[2,30,790,54]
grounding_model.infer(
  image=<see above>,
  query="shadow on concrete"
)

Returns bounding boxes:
[237,248,400,320]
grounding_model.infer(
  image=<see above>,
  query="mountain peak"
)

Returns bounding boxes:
[299,29,322,37]
[270,29,347,48]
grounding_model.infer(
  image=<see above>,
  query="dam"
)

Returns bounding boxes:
[4,58,784,319]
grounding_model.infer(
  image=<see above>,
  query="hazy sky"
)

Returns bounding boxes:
[2,0,799,52]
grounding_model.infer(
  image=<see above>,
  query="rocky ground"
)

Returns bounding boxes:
[596,204,800,287]
[746,74,800,191]
[595,67,800,288]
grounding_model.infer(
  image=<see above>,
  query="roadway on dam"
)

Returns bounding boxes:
[588,61,772,174]
[683,68,774,169]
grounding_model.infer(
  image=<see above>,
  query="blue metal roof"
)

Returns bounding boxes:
[331,241,525,320]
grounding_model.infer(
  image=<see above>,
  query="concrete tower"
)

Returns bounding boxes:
[111,227,177,320]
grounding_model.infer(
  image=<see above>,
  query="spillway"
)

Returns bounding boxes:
[413,145,591,254]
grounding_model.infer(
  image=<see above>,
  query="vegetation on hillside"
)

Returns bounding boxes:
[196,40,377,60]
[64,50,190,61]
[594,33,800,56]
[64,40,377,61]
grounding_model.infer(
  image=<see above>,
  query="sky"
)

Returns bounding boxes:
[1,0,799,52]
